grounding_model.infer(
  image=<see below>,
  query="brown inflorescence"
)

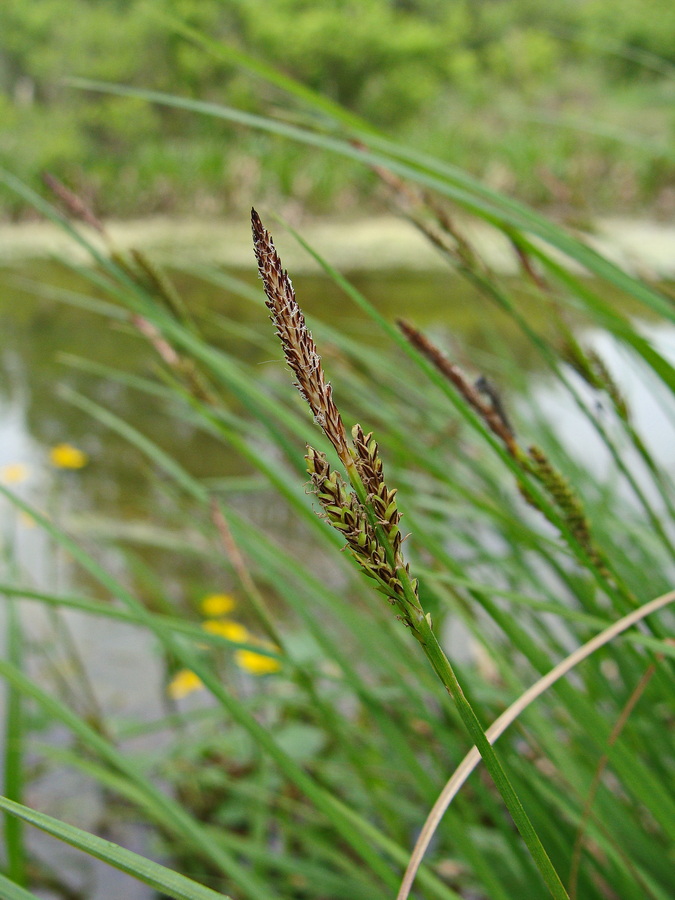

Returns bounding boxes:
[252,209,420,624]
[351,424,404,558]
[398,319,518,455]
[251,208,351,467]
[397,319,615,577]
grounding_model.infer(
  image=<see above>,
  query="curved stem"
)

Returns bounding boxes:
[397,589,675,900]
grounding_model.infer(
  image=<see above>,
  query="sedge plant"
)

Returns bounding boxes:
[251,207,569,899]
[0,181,672,899]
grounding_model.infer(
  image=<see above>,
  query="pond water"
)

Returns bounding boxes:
[0,259,573,565]
[1,257,671,523]
[0,255,673,898]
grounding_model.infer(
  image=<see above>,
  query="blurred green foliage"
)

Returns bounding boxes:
[1,0,674,218]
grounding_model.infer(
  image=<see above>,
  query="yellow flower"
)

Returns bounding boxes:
[49,443,88,469]
[0,463,30,485]
[202,619,249,642]
[235,646,282,676]
[200,593,235,617]
[167,669,204,700]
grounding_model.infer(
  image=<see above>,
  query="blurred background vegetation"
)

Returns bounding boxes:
[1,0,675,221]
[1,4,675,899]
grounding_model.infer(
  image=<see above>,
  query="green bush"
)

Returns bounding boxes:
[0,0,674,217]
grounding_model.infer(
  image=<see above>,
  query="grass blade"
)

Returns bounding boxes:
[0,796,232,900]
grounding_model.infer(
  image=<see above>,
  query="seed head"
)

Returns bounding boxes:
[252,209,351,465]
[352,424,403,556]
[398,319,518,455]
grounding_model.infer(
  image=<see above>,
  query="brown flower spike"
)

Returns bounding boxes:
[251,208,351,466]
[252,209,420,624]
[398,318,518,456]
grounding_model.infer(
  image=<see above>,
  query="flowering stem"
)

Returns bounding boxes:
[346,461,424,623]
[348,465,568,897]
[252,209,567,897]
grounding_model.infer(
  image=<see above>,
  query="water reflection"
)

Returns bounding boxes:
[523,322,675,486]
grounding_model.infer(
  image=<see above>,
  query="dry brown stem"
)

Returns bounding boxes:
[43,172,105,235]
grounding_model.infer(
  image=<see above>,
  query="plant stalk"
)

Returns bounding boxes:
[414,614,570,900]
[346,456,569,899]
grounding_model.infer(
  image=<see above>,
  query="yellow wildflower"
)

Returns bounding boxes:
[235,646,282,676]
[202,619,249,643]
[0,463,30,485]
[167,669,204,700]
[49,444,88,469]
[200,593,235,617]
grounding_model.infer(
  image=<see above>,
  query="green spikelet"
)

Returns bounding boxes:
[306,446,419,623]
[525,445,609,575]
[562,338,629,422]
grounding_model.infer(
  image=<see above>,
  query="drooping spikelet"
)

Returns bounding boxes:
[251,209,351,466]
[398,319,518,455]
